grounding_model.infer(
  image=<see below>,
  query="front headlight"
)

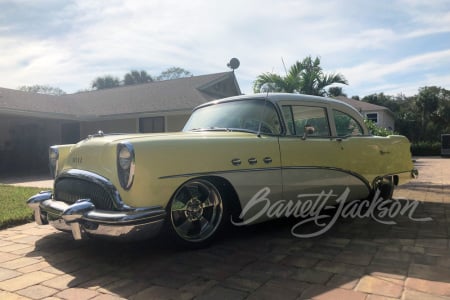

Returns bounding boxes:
[49,146,59,179]
[117,142,135,190]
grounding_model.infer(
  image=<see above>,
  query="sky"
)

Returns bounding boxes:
[1,0,449,98]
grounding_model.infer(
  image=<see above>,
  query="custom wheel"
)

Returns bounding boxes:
[168,179,226,246]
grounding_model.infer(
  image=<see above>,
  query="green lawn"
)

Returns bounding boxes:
[0,185,46,230]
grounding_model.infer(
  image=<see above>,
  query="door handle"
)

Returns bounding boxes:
[231,158,241,166]
[263,157,272,164]
[248,158,257,165]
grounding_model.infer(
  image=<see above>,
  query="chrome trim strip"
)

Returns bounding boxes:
[160,165,371,190]
[159,167,282,179]
[281,166,371,190]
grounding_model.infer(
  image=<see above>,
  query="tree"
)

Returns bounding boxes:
[91,75,120,90]
[123,70,153,85]
[363,87,450,143]
[157,67,192,81]
[415,86,449,142]
[18,85,66,96]
[328,86,347,97]
[253,56,348,96]
[362,93,400,113]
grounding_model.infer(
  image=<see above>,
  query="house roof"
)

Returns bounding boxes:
[0,87,80,118]
[334,96,394,115]
[0,72,241,120]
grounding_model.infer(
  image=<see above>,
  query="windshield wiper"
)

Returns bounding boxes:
[190,127,231,132]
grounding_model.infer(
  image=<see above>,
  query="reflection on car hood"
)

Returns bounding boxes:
[77,131,260,145]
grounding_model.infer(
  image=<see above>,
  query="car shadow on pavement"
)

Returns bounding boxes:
[397,182,450,195]
[25,198,450,299]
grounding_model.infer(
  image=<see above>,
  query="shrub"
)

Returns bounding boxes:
[411,141,441,156]
[364,120,396,137]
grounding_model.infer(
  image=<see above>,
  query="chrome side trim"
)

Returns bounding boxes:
[282,166,372,191]
[159,165,371,190]
[159,167,282,179]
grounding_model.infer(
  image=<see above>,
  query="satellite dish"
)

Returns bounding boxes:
[227,58,240,70]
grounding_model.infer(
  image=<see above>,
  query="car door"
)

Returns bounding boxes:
[278,102,369,204]
[330,108,382,193]
[218,99,283,225]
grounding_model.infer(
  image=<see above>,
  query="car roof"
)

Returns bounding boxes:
[195,93,362,116]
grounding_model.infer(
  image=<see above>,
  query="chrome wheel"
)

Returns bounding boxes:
[170,179,224,243]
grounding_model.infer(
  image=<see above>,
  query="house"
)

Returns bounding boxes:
[334,96,395,130]
[0,74,396,174]
[0,72,241,174]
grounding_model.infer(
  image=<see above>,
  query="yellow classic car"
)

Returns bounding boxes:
[27,93,417,246]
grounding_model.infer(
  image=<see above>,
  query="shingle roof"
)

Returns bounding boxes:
[334,96,393,115]
[0,72,240,120]
[0,87,79,118]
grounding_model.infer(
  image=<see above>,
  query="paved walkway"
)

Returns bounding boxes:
[0,174,53,189]
[0,157,449,299]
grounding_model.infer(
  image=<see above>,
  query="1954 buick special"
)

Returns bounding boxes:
[27,93,417,246]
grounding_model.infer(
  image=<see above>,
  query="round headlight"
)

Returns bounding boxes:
[117,142,135,190]
[118,147,132,170]
[49,147,59,160]
[49,146,59,179]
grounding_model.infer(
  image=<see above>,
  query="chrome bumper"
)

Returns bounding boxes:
[27,191,166,241]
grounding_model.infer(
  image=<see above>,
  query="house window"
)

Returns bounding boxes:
[139,116,165,133]
[366,113,378,124]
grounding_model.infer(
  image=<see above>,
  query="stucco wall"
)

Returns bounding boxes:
[365,111,395,130]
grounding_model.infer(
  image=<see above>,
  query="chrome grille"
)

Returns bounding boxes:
[54,178,116,210]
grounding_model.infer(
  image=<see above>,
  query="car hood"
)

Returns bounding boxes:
[62,130,264,174]
[77,131,260,145]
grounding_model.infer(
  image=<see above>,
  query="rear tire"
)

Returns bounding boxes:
[374,176,394,200]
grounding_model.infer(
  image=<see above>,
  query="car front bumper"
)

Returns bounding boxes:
[27,191,166,241]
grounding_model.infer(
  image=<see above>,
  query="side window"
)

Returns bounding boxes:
[282,105,330,137]
[333,110,363,137]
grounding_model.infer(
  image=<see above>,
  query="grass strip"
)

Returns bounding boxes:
[0,185,47,229]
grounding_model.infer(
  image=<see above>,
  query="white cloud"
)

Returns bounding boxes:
[0,0,449,97]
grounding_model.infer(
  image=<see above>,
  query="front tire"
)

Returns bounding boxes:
[167,178,227,248]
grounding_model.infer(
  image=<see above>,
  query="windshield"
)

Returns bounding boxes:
[183,99,282,135]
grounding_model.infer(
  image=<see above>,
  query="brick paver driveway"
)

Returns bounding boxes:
[0,157,449,299]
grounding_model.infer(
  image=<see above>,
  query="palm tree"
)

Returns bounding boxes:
[253,56,348,96]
